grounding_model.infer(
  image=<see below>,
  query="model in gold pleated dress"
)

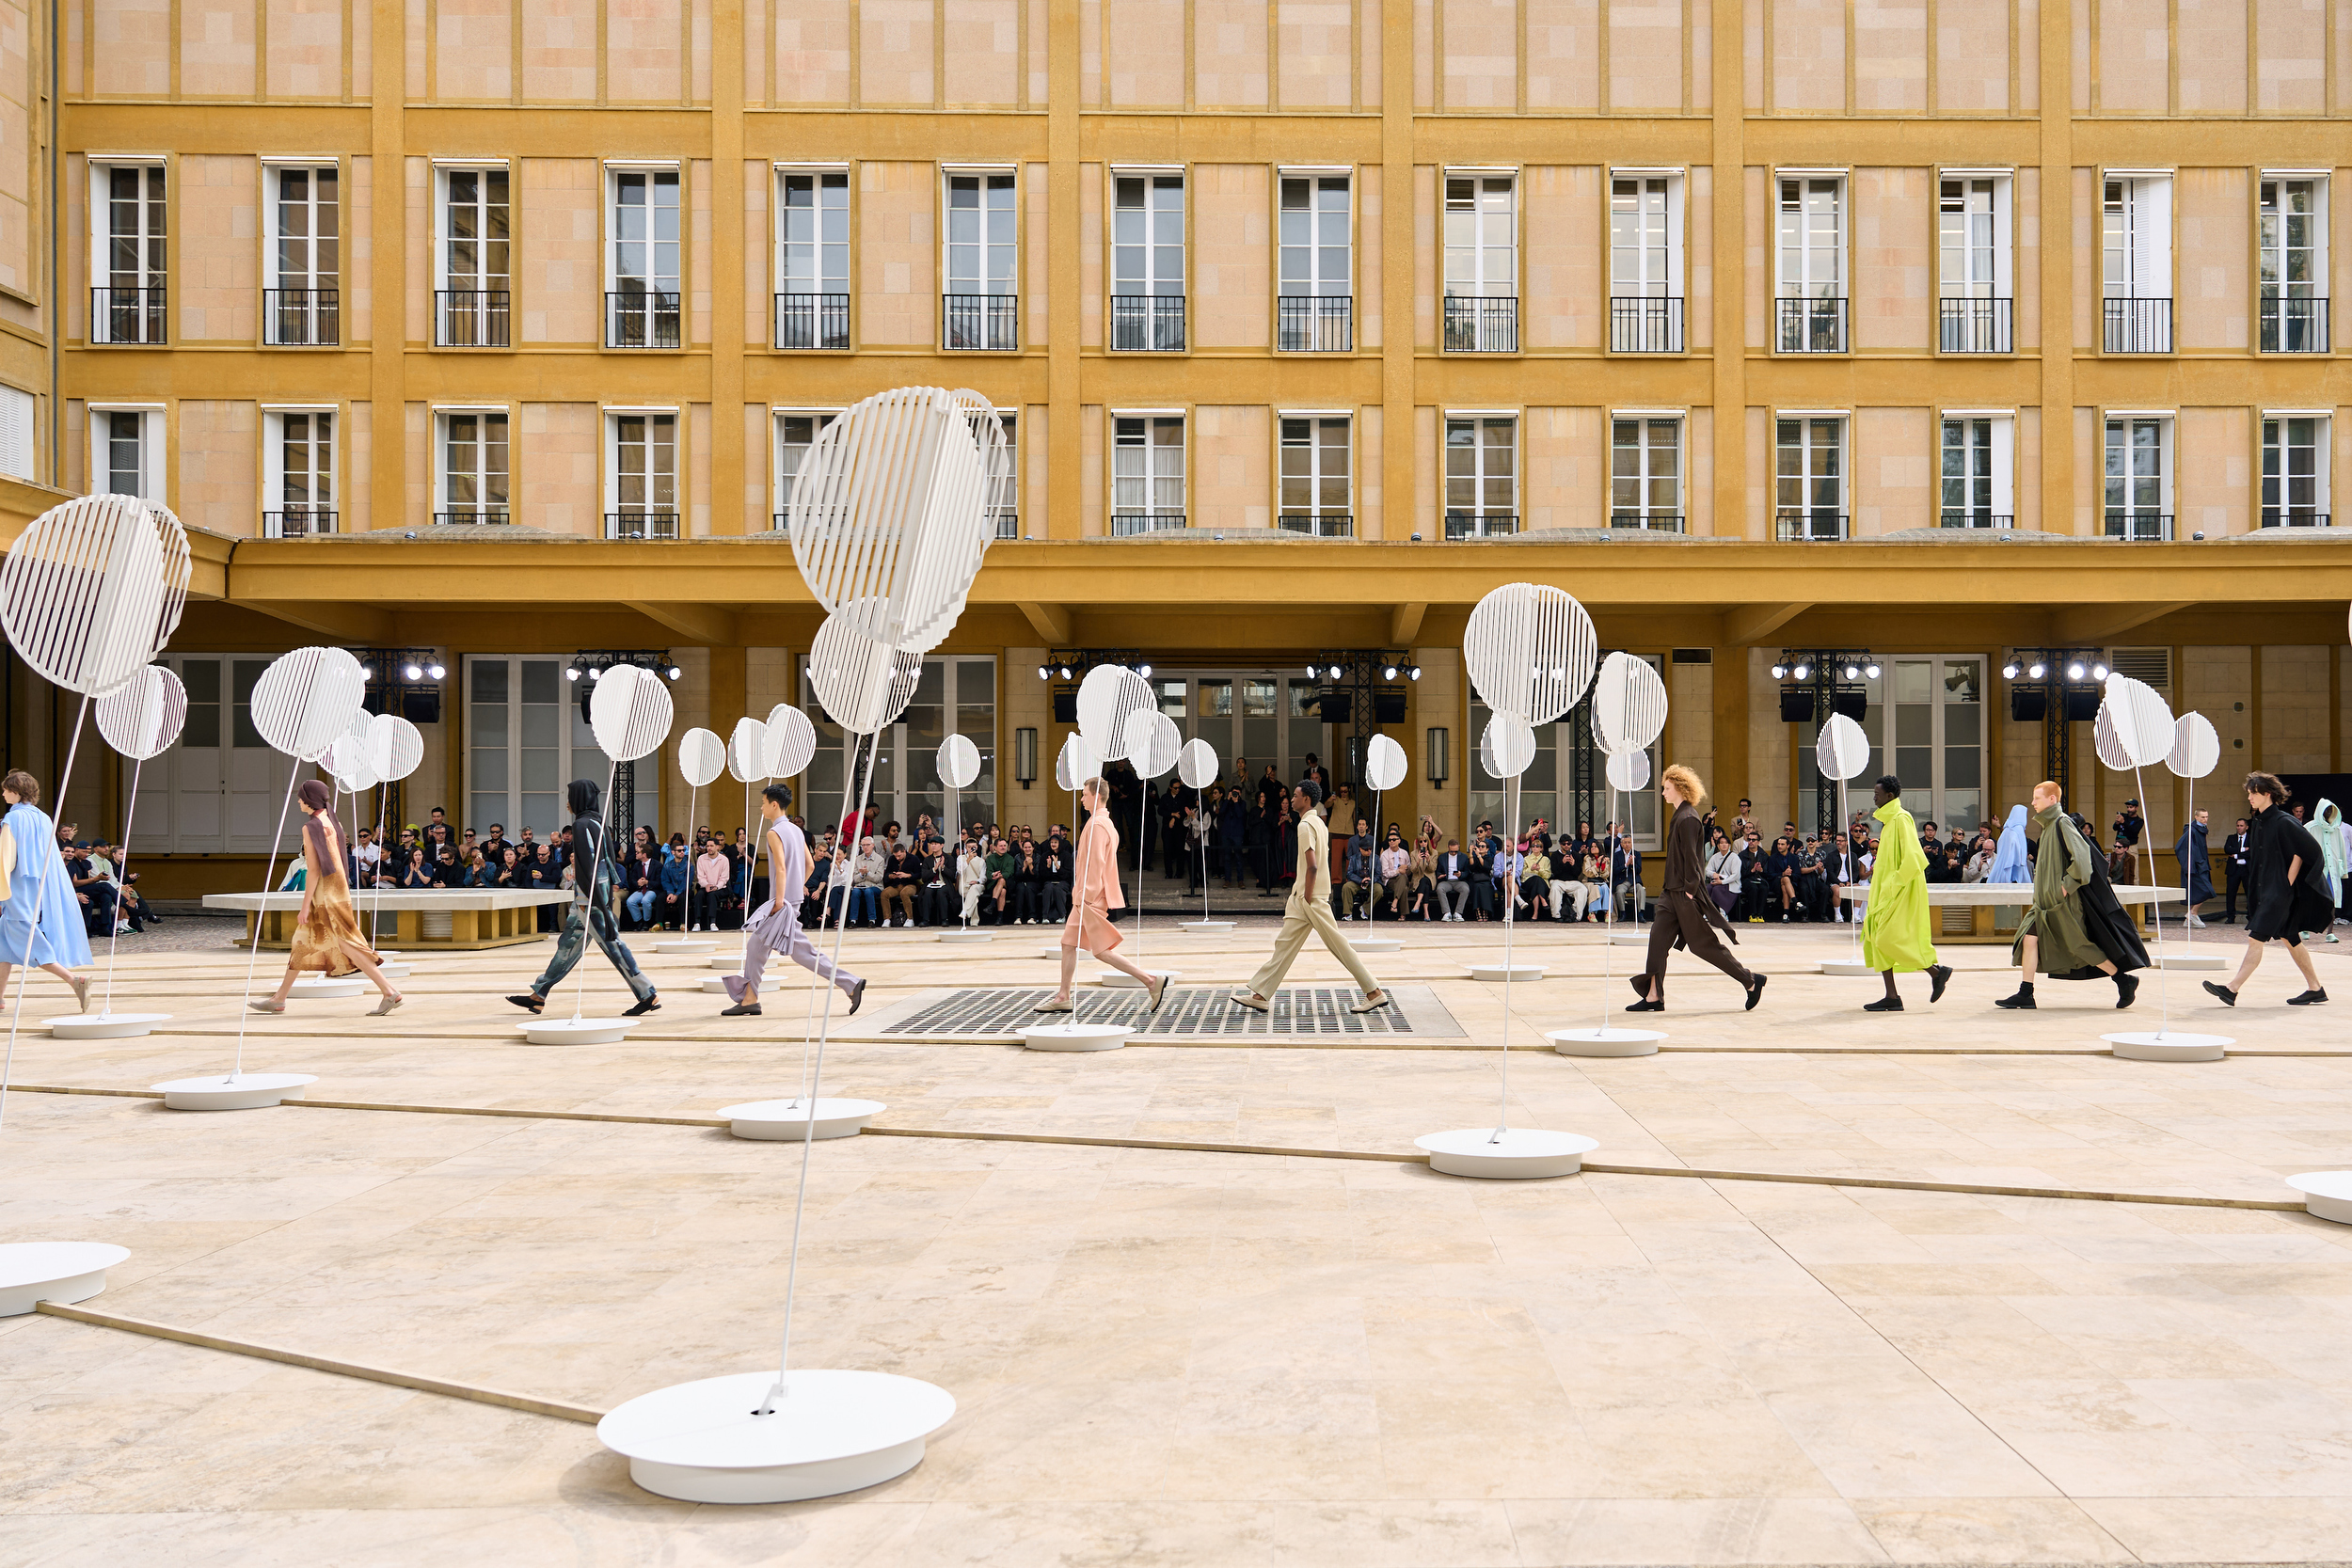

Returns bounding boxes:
[252,778,404,1016]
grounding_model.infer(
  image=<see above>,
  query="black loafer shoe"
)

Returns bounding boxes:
[720,1003,761,1017]
[2289,988,2329,1006]
[1744,974,1768,1012]
[2114,974,2139,1010]
[1929,964,1952,1004]
[2202,980,2237,1007]
[848,978,867,1015]
[624,996,660,1017]
[506,993,544,1014]
[1994,990,2037,1010]
[1863,996,1904,1012]
[1625,998,1663,1013]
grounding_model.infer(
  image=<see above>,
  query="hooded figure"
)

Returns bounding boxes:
[1858,780,1950,1010]
[1998,795,2148,1010]
[1990,804,2031,884]
[2313,800,2347,924]
[508,776,659,1016]
[2174,815,2214,908]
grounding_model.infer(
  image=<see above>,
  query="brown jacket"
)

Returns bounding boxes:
[1662,800,1740,944]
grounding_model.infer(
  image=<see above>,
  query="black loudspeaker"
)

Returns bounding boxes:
[1052,691,1078,723]
[2010,689,2047,722]
[403,689,441,724]
[1833,690,1867,721]
[2064,689,2101,721]
[1779,691,1817,723]
[1374,690,1406,723]
[1315,690,1353,724]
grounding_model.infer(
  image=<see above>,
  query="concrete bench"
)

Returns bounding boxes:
[204,889,572,950]
[1835,881,2185,943]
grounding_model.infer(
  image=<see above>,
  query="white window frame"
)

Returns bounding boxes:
[1110,169,1185,297]
[147,653,306,854]
[799,654,999,837]
[605,407,679,539]
[1936,173,2011,300]
[262,405,337,535]
[1277,413,1352,536]
[87,158,167,292]
[1609,413,1683,529]
[1442,413,1518,537]
[2260,410,2331,528]
[2258,173,2329,353]
[992,408,1018,537]
[434,163,512,294]
[261,161,340,293]
[464,654,655,845]
[606,165,682,294]
[86,403,164,502]
[1111,412,1186,532]
[1774,412,1849,538]
[942,168,1018,297]
[775,166,851,296]
[1278,171,1351,299]
[2102,412,2174,539]
[2102,173,2174,301]
[1442,171,1518,300]
[1774,173,1846,300]
[771,406,843,530]
[435,406,511,524]
[1609,171,1683,299]
[1937,410,2014,529]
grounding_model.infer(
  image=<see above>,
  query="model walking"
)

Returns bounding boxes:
[1995,780,2147,1009]
[251,778,403,1015]
[720,783,865,1018]
[1629,764,1766,1013]
[1229,779,1391,1014]
[1859,776,1952,1011]
[1036,777,1168,1014]
[0,769,90,1012]
[2204,771,2331,1007]
[507,777,659,1016]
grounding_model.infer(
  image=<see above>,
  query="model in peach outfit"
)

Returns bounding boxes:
[1037,777,1168,1014]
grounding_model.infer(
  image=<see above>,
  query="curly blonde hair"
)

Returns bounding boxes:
[1661,763,1706,808]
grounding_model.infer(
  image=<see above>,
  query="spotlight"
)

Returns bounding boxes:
[1382,664,1398,680]
[1791,662,1810,682]
[402,662,422,681]
[2027,661,2046,679]
[1408,665,1421,681]
[1137,662,1152,678]
[1771,663,1788,680]
[2066,661,2086,681]
[1038,664,1050,681]
[665,665,683,681]
[359,664,373,681]
[589,666,603,681]
[1863,662,1881,679]
[566,667,581,682]
[1306,663,1317,677]
[1841,664,1860,681]
[2092,662,2109,681]
[427,662,446,680]
[1058,664,1073,680]
[2001,661,2019,679]
[1329,664,1344,680]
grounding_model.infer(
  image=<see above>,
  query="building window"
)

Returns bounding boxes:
[775,170,850,350]
[991,410,1019,538]
[1110,173,1185,351]
[90,164,167,344]
[2261,415,2329,528]
[943,171,1017,350]
[90,408,162,501]
[467,656,653,843]
[1442,175,1518,352]
[0,385,31,481]
[1937,176,2011,353]
[1608,176,1682,353]
[2103,416,2172,539]
[772,410,840,529]
[1278,174,1352,351]
[1110,415,1184,535]
[2259,178,2329,353]
[1443,416,1516,538]
[803,656,996,834]
[263,411,335,536]
[1469,692,1559,836]
[263,166,339,346]
[1775,177,1846,352]
[437,410,509,525]
[607,168,681,349]
[1775,416,1848,539]
[1278,417,1351,536]
[1804,657,1984,836]
[1939,416,2014,529]
[608,412,678,539]
[2102,176,2173,352]
[437,167,511,347]
[1610,417,1682,531]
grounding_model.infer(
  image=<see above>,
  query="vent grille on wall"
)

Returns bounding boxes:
[2109,647,2170,689]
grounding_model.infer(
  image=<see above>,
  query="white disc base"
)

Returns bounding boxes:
[151,1071,316,1111]
[288,976,366,999]
[2104,1030,2233,1062]
[702,976,739,994]
[598,1369,955,1505]
[1416,1127,1599,1180]
[1352,937,1404,952]
[1820,958,1876,977]
[0,1242,130,1317]
[2149,947,2229,972]
[720,1098,885,1140]
[655,940,717,954]
[1098,968,1179,989]
[1549,1027,1664,1057]
[1609,929,1650,946]
[47,1011,170,1039]
[1465,963,1546,982]
[937,929,993,942]
[518,1018,639,1046]
[1178,920,1235,933]
[711,953,750,970]
[2285,1172,2352,1226]
[1018,1022,1131,1052]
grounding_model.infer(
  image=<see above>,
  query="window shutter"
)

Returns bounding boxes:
[2109,647,2170,690]
[0,386,32,481]
[2133,178,2172,299]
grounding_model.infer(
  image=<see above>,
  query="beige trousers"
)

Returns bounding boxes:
[1245,891,1384,999]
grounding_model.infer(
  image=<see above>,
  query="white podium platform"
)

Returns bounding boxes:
[48,1011,169,1039]
[288,976,367,999]
[655,938,717,954]
[938,929,992,942]
[0,1242,129,1317]
[1464,962,1545,982]
[1416,1127,1597,1180]
[598,1369,955,1504]
[1098,969,1178,989]
[1549,1026,1664,1057]
[152,1071,314,1110]
[1018,1022,1130,1052]
[720,1098,884,1140]
[2105,1029,2232,1062]
[2149,946,2229,972]
[517,1018,639,1046]
[2286,1172,2352,1226]
[1178,919,1234,933]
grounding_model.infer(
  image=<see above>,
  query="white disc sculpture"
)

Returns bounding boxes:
[1810,712,1877,977]
[1552,652,1670,1055]
[656,727,729,953]
[520,664,675,1046]
[1419,584,1601,1179]
[936,733,989,942]
[157,644,362,1110]
[2094,674,2232,1063]
[1355,732,1408,953]
[1174,736,1232,932]
[52,664,186,1039]
[599,388,1004,1502]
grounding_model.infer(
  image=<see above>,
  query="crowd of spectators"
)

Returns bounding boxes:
[56,820,156,939]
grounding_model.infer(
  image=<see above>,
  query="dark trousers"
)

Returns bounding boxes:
[689,884,726,927]
[1638,890,1755,1001]
[919,884,957,926]
[2224,870,2247,922]
[1041,881,1071,922]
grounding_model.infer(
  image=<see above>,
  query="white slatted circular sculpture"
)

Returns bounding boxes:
[95,664,186,764]
[1123,711,1182,780]
[369,713,424,783]
[1605,749,1651,793]
[592,664,675,763]
[1077,664,1153,764]
[2092,704,2133,771]
[1176,737,1217,790]
[1364,734,1406,792]
[763,705,818,778]
[1479,711,1537,780]
[1816,713,1870,782]
[2166,711,2220,780]
[2100,674,2175,769]
[0,494,191,699]
[679,728,727,790]
[937,734,982,790]
[728,718,768,784]
[251,647,369,761]
[783,387,1009,657]
[1591,651,1668,756]
[807,614,921,735]
[1464,582,1598,726]
[1056,732,1096,792]
[327,734,378,796]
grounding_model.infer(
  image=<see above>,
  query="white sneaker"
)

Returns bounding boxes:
[2186,914,2205,928]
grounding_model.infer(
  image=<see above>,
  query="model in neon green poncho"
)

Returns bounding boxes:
[1859,777,1953,1011]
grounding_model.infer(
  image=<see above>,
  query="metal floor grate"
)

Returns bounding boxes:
[882,987,1433,1037]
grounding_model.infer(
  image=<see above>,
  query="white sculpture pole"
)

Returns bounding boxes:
[1550,646,1664,1051]
[552,665,675,1030]
[661,727,726,952]
[1807,714,1871,968]
[56,665,188,1038]
[935,733,983,941]
[1118,710,1183,976]
[363,714,424,947]
[1174,736,1223,931]
[2166,712,2220,952]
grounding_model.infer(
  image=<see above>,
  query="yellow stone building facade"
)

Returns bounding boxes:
[0,0,2344,889]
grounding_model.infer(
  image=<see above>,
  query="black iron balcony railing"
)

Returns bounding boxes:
[435,507,510,526]
[90,286,166,345]
[2259,509,2331,529]
[1109,294,1186,352]
[2104,509,2173,540]
[1276,295,1354,352]
[1110,511,1187,537]
[1442,296,1518,353]
[1609,296,1684,354]
[2260,296,2330,354]
[262,507,336,538]
[774,293,850,350]
[262,288,340,346]
[1775,509,1851,541]
[436,290,510,347]
[1938,297,2012,354]
[942,293,1019,351]
[1609,513,1685,531]
[1940,511,2014,530]
[1277,513,1353,538]
[606,290,681,349]
[1775,296,1847,353]
[605,510,680,540]
[1443,511,1517,540]
[2102,297,2172,353]
[993,512,1020,540]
